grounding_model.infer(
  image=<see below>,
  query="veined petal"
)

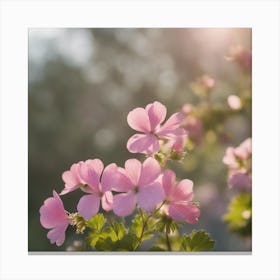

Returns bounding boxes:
[162,169,176,198]
[112,192,136,217]
[168,203,200,224]
[172,179,194,202]
[77,194,100,220]
[139,157,161,186]
[111,167,135,192]
[137,182,164,212]
[127,107,151,132]
[85,159,104,178]
[146,101,167,131]
[158,112,184,133]
[79,162,100,192]
[127,133,159,155]
[61,162,82,194]
[100,163,118,192]
[101,191,113,211]
[47,223,68,246]
[124,158,142,186]
[39,191,68,229]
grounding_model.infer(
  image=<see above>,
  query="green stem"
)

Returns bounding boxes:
[136,201,166,249]
[165,229,172,251]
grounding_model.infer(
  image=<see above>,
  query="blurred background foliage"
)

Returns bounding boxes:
[28,28,251,251]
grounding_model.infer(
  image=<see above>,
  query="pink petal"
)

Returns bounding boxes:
[77,194,100,219]
[39,191,68,229]
[100,163,118,192]
[112,192,136,217]
[79,161,101,192]
[124,158,142,185]
[61,162,82,194]
[47,223,68,246]
[168,203,200,224]
[228,172,251,190]
[162,169,176,198]
[137,182,164,212]
[223,147,239,169]
[234,139,251,160]
[145,101,167,131]
[111,167,135,192]
[139,157,161,186]
[127,133,159,154]
[157,112,184,135]
[171,135,187,152]
[85,159,104,178]
[127,107,151,133]
[172,179,194,202]
[101,191,113,211]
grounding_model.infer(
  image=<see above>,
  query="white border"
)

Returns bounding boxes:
[1,1,279,279]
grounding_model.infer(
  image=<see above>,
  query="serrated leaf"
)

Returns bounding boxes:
[112,222,125,240]
[181,230,215,252]
[86,214,106,231]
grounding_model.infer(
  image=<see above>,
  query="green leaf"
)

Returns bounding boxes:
[95,233,138,251]
[86,214,106,231]
[130,214,143,238]
[130,213,154,241]
[180,230,215,252]
[95,237,115,251]
[223,193,252,236]
[111,222,126,240]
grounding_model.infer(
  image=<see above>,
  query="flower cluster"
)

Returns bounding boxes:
[223,138,252,191]
[39,101,200,248]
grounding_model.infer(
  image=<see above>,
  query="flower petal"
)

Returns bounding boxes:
[139,157,161,186]
[168,203,200,224]
[124,158,142,185]
[228,172,251,190]
[85,159,104,178]
[61,162,83,194]
[127,133,159,154]
[111,167,135,192]
[101,191,113,211]
[127,107,151,133]
[146,101,167,131]
[137,182,164,212]
[39,191,68,229]
[47,223,68,246]
[172,179,194,202]
[162,169,176,198]
[79,161,101,192]
[158,112,184,135]
[112,192,136,217]
[100,163,118,192]
[77,194,100,219]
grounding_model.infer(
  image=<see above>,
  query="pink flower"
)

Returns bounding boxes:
[161,169,200,224]
[39,191,69,246]
[60,161,84,195]
[112,157,164,217]
[234,138,251,160]
[223,138,252,169]
[228,172,252,191]
[76,160,118,219]
[127,101,186,155]
[223,147,239,169]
